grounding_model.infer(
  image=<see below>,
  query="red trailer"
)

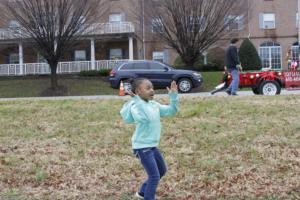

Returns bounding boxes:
[211,68,300,95]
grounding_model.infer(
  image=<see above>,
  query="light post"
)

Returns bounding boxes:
[298,0,300,64]
[141,0,145,60]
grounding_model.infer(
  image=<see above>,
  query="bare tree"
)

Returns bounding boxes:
[3,0,107,92]
[145,0,247,67]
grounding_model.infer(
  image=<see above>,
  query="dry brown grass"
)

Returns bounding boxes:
[0,95,299,200]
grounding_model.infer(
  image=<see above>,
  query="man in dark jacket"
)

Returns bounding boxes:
[224,38,242,95]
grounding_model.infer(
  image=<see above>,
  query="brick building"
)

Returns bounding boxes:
[0,0,299,75]
[243,0,299,69]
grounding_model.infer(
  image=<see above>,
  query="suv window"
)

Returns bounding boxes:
[133,62,149,70]
[149,62,166,70]
[119,63,134,70]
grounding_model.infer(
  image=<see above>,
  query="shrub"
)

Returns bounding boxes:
[238,38,261,70]
[207,48,225,71]
[79,69,110,77]
[200,63,221,71]
[173,56,186,69]
[99,69,110,76]
[173,55,204,70]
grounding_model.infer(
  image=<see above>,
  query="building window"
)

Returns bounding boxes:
[226,15,244,31]
[259,42,282,69]
[79,16,86,24]
[291,42,299,62]
[8,0,21,4]
[74,50,86,61]
[259,13,275,29]
[9,53,19,64]
[187,16,206,32]
[152,51,164,62]
[37,53,47,63]
[109,48,123,60]
[151,18,163,33]
[109,14,122,23]
[8,20,20,29]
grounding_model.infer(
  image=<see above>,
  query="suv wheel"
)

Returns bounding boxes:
[178,78,192,93]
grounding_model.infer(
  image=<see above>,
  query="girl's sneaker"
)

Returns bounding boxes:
[135,192,144,199]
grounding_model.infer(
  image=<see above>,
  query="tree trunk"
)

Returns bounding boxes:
[182,56,197,68]
[50,63,58,90]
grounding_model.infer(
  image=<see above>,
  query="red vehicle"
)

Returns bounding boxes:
[211,68,300,95]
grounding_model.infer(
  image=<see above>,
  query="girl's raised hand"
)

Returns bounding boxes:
[167,81,178,93]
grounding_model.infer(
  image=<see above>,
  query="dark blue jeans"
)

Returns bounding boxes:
[133,147,167,200]
[227,68,240,94]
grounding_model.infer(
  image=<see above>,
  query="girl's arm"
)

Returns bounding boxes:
[158,81,179,117]
[157,92,178,117]
[120,101,135,124]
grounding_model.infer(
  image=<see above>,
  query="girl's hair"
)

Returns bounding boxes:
[130,78,148,93]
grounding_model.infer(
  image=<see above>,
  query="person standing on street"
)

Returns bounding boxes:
[225,38,242,95]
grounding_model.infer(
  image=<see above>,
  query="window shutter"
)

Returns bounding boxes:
[71,51,75,61]
[238,16,244,30]
[121,13,125,22]
[200,17,206,31]
[106,49,110,60]
[122,49,126,59]
[86,48,90,61]
[5,54,9,64]
[259,13,264,29]
[163,49,169,63]
[224,16,230,30]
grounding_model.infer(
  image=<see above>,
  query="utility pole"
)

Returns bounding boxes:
[298,0,300,64]
[142,0,146,60]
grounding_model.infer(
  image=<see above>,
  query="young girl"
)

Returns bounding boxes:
[120,78,179,200]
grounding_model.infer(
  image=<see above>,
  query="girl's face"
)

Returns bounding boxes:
[136,80,155,101]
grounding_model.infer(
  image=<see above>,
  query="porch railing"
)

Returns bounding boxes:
[0,22,135,40]
[0,60,128,76]
[0,28,18,40]
[87,22,135,35]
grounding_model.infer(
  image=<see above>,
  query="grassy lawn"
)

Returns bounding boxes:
[0,75,118,98]
[0,95,299,199]
[0,72,223,98]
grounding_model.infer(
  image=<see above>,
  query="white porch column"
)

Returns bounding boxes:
[18,42,24,75]
[90,38,95,70]
[203,51,208,65]
[129,36,133,60]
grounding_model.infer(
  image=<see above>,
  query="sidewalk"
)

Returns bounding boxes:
[1,89,300,101]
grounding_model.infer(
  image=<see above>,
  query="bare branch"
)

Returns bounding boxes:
[3,0,108,89]
[144,0,248,66]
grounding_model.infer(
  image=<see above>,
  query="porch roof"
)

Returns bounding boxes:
[0,22,135,44]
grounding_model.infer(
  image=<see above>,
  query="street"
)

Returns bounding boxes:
[1,89,300,101]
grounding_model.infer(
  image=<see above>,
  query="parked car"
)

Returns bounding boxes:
[109,60,203,93]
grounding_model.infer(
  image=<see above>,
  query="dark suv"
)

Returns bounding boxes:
[109,60,203,93]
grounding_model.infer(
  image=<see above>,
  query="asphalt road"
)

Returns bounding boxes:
[1,89,300,101]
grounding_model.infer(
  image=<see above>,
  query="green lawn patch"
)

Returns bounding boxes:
[0,75,118,98]
[0,72,222,98]
[0,95,299,199]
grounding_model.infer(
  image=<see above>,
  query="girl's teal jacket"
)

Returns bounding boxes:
[120,93,178,149]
